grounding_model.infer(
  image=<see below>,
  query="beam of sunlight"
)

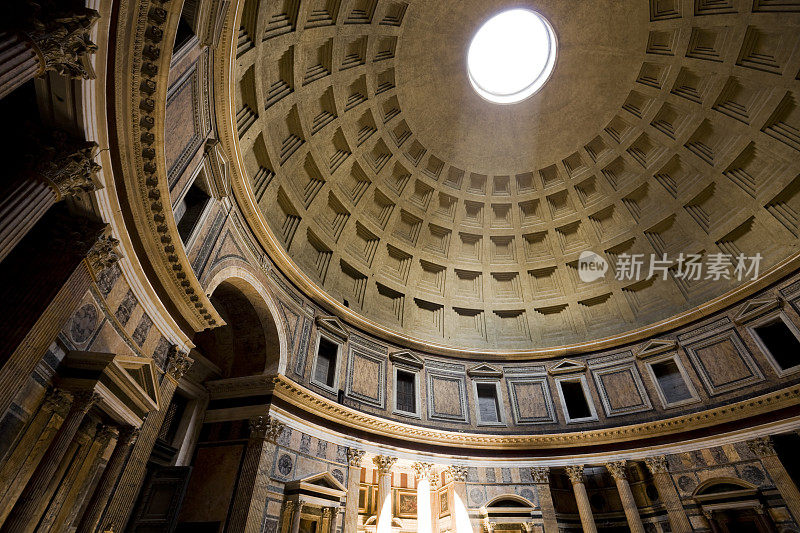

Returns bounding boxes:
[376,488,393,533]
[416,477,432,533]
[452,490,474,532]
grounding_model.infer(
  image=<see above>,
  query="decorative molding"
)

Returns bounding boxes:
[635,339,678,359]
[389,350,424,370]
[316,315,349,340]
[548,359,587,375]
[467,363,503,379]
[733,297,784,324]
[268,375,800,450]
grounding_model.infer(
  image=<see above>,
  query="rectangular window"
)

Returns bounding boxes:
[395,370,416,414]
[560,380,591,421]
[314,337,338,388]
[476,383,500,423]
[754,319,800,371]
[651,359,692,404]
[175,182,211,243]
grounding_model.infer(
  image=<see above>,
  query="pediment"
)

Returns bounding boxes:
[315,315,349,340]
[635,339,678,359]
[547,359,586,375]
[733,297,783,324]
[389,350,424,369]
[467,363,503,379]
[286,471,347,497]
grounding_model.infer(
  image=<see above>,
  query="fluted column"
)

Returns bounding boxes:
[0,133,101,264]
[749,437,800,524]
[345,448,365,533]
[227,415,285,533]
[280,501,296,533]
[565,465,597,533]
[1,390,100,533]
[530,467,558,533]
[606,461,645,533]
[0,388,69,522]
[0,7,99,100]
[328,506,339,533]
[645,456,691,533]
[447,465,470,533]
[290,502,304,533]
[99,348,192,532]
[413,462,434,533]
[75,426,139,533]
[0,219,117,419]
[373,455,397,530]
[430,473,440,533]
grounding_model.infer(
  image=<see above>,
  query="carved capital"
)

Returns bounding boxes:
[372,455,397,475]
[322,508,332,518]
[87,230,121,274]
[249,416,284,443]
[166,347,193,381]
[644,455,669,474]
[529,466,550,484]
[95,424,117,444]
[42,387,72,416]
[27,5,100,78]
[412,462,433,481]
[565,465,585,485]
[346,447,365,467]
[447,465,469,483]
[117,426,140,447]
[35,133,101,200]
[71,390,102,413]
[748,436,776,457]
[605,461,628,481]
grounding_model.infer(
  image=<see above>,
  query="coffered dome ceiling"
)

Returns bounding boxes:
[230,0,800,354]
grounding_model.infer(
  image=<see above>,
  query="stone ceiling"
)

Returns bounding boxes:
[231,0,800,352]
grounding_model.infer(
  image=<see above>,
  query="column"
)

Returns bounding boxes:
[0,7,99,100]
[99,348,192,532]
[530,467,558,533]
[36,420,101,530]
[413,462,434,533]
[291,502,304,533]
[749,436,800,524]
[447,465,470,533]
[644,456,692,533]
[0,218,117,419]
[703,510,722,533]
[328,506,339,533]
[0,388,69,522]
[345,448,365,533]
[606,461,645,533]
[226,415,285,533]
[1,390,100,533]
[565,465,597,533]
[280,501,295,533]
[0,133,101,264]
[373,455,397,531]
[430,472,440,533]
[74,426,139,533]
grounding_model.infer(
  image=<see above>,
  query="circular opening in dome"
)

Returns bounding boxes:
[467,9,557,104]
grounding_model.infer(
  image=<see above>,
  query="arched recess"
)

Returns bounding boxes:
[693,477,758,497]
[197,266,288,376]
[484,494,536,508]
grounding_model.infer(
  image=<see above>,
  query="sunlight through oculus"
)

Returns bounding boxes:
[467,9,557,104]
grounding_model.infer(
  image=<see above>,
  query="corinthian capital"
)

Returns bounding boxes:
[86,229,121,274]
[27,5,100,79]
[605,461,628,481]
[565,465,585,485]
[35,133,101,200]
[412,462,433,481]
[372,455,397,474]
[166,347,193,381]
[249,416,284,443]
[530,466,550,484]
[447,465,469,483]
[748,436,776,457]
[346,447,365,467]
[644,455,669,474]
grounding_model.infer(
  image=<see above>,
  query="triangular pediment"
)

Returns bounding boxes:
[316,315,349,340]
[548,358,586,375]
[733,297,783,324]
[114,355,161,408]
[288,471,347,495]
[467,363,503,379]
[389,350,424,369]
[635,339,678,359]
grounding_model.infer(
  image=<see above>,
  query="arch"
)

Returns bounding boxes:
[485,494,536,508]
[693,477,758,497]
[199,266,288,376]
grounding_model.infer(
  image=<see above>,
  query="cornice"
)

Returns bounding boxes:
[112,0,222,332]
[270,374,800,450]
